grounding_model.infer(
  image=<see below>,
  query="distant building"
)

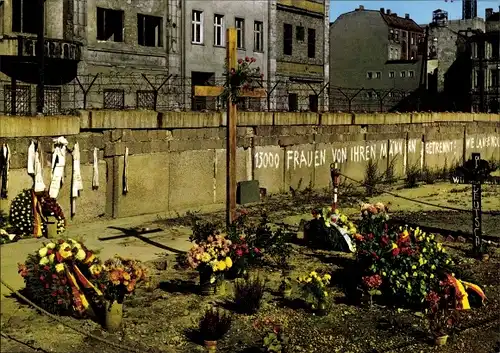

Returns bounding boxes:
[329,6,424,112]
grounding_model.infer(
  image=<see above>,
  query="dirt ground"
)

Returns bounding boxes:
[1,181,500,353]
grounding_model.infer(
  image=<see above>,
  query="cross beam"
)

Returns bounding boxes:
[193,28,266,225]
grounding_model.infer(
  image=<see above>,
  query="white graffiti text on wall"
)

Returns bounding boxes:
[466,135,499,149]
[286,150,327,170]
[254,151,280,169]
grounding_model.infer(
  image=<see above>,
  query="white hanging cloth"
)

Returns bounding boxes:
[33,149,46,192]
[0,144,10,199]
[122,147,129,195]
[92,147,99,190]
[71,142,84,217]
[49,137,68,199]
[27,141,35,175]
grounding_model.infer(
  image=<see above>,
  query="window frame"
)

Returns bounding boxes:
[97,7,125,42]
[307,28,316,58]
[192,10,204,44]
[235,17,245,49]
[389,71,395,78]
[214,14,225,47]
[408,70,415,78]
[253,21,264,52]
[137,14,163,47]
[400,71,406,78]
[283,23,293,56]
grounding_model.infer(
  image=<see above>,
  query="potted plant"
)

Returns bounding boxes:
[187,235,233,296]
[425,290,460,346]
[297,271,331,316]
[234,275,266,314]
[362,274,382,306]
[221,56,263,105]
[101,256,149,332]
[199,308,232,352]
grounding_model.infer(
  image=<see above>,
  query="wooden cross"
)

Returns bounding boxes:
[193,28,267,225]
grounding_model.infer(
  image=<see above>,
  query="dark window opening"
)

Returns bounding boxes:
[12,0,37,34]
[283,23,292,55]
[296,26,304,41]
[103,89,125,109]
[288,93,298,111]
[44,87,61,115]
[307,28,316,58]
[191,72,216,111]
[3,85,31,115]
[309,95,318,112]
[136,90,156,109]
[138,14,162,47]
[97,7,124,42]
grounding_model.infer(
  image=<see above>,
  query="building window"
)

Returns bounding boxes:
[136,90,156,109]
[307,28,316,58]
[366,72,373,79]
[97,8,124,42]
[137,14,162,47]
[12,0,37,33]
[214,14,224,46]
[296,26,305,41]
[192,10,203,44]
[288,93,298,111]
[44,87,61,115]
[395,49,399,59]
[283,23,293,55]
[400,71,406,78]
[389,71,395,78]
[3,85,31,115]
[491,69,499,88]
[103,89,125,109]
[408,70,415,78]
[235,18,245,49]
[366,91,374,99]
[375,72,381,79]
[309,95,318,112]
[254,21,263,52]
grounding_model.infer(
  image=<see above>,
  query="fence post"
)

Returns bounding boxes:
[330,163,340,210]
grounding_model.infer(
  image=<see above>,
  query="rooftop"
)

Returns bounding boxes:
[348,5,424,33]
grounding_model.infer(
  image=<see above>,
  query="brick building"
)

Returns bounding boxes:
[329,6,425,112]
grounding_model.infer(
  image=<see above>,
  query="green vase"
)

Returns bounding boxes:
[104,300,123,332]
[200,272,215,296]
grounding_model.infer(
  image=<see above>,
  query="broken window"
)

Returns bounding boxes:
[97,7,124,42]
[283,23,292,55]
[296,26,305,41]
[254,21,263,52]
[236,18,245,48]
[307,28,316,58]
[12,0,37,34]
[288,93,298,111]
[192,10,203,44]
[138,14,162,47]
[214,14,224,46]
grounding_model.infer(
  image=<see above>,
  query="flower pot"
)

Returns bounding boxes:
[200,273,216,296]
[204,340,217,353]
[434,335,448,346]
[46,216,58,239]
[104,300,123,332]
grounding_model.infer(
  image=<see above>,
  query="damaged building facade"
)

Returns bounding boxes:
[0,0,330,114]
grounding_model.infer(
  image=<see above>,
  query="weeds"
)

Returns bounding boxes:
[364,160,383,196]
[404,164,421,188]
[234,276,266,314]
[198,308,232,341]
[384,157,398,184]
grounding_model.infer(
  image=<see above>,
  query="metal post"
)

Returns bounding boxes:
[471,153,482,255]
[36,0,45,114]
[226,28,237,225]
[330,163,340,210]
[10,77,16,115]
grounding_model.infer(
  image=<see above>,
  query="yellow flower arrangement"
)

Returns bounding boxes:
[297,271,331,303]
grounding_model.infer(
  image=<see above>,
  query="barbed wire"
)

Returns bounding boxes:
[0,73,429,115]
[0,278,166,353]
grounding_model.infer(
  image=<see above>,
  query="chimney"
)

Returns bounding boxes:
[380,8,385,13]
[392,13,397,17]
[485,8,493,19]
[386,9,391,15]
[359,5,364,10]
[405,14,410,19]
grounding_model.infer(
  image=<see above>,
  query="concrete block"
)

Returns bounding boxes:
[237,112,273,125]
[253,146,285,193]
[169,139,202,151]
[253,136,279,146]
[0,115,80,137]
[237,138,252,149]
[321,112,352,125]
[411,112,433,124]
[78,110,90,129]
[274,112,319,125]
[384,113,411,124]
[215,148,248,203]
[110,129,123,142]
[161,112,222,128]
[90,110,158,129]
[133,130,149,142]
[200,139,225,150]
[104,142,126,157]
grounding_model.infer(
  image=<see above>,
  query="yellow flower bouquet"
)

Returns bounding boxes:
[297,271,331,315]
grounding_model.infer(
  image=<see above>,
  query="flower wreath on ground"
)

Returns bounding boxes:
[9,189,66,238]
[306,206,357,252]
[18,238,105,316]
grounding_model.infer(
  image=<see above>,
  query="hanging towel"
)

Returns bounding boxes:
[27,141,36,175]
[33,148,46,192]
[92,148,99,190]
[0,144,10,199]
[49,146,67,199]
[122,147,129,195]
[71,142,84,217]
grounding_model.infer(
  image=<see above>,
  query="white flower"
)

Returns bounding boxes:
[76,249,86,261]
[38,247,48,257]
[39,257,50,265]
[46,242,56,249]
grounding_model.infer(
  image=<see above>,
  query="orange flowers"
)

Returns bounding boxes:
[103,256,149,300]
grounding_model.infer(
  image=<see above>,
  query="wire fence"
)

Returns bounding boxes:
[0,73,426,116]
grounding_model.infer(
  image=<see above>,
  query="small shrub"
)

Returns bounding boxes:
[234,276,266,314]
[198,308,232,341]
[384,157,398,184]
[189,213,222,244]
[422,167,439,184]
[404,164,420,188]
[364,160,383,196]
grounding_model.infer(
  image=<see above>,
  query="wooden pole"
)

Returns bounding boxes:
[226,28,237,225]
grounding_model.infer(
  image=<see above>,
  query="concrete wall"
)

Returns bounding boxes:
[0,111,499,224]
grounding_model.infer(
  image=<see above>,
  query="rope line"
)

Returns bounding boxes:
[339,172,500,216]
[0,278,162,353]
